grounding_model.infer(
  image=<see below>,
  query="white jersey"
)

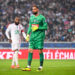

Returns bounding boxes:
[6,23,25,43]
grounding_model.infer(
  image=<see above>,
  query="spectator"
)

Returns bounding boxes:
[0,0,75,42]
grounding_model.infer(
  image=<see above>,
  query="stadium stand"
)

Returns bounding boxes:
[0,0,75,42]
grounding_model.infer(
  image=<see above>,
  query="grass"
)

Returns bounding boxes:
[0,59,75,75]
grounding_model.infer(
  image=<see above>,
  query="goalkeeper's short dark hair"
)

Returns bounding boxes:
[32,5,39,9]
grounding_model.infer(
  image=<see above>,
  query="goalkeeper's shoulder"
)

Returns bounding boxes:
[40,14,46,19]
[30,15,34,18]
[29,15,34,21]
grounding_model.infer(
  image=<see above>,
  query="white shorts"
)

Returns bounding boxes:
[11,43,20,51]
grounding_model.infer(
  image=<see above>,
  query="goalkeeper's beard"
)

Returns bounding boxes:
[33,12,38,15]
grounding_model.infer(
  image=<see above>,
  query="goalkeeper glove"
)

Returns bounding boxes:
[32,25,39,32]
[26,34,30,42]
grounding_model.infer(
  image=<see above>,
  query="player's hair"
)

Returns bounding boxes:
[32,5,39,9]
[14,16,20,20]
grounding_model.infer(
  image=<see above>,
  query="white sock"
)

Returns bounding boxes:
[12,52,15,66]
[14,51,19,66]
[27,65,31,68]
[39,66,43,69]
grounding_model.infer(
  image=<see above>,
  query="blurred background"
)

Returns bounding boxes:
[0,0,75,42]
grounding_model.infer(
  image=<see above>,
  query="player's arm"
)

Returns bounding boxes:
[39,16,47,30]
[5,25,12,43]
[21,30,26,39]
[20,25,26,39]
[27,19,32,35]
[26,19,32,41]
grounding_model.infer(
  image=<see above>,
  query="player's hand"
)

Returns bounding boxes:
[26,34,30,42]
[8,39,12,43]
[32,25,39,32]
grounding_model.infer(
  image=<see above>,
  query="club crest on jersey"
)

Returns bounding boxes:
[33,19,39,23]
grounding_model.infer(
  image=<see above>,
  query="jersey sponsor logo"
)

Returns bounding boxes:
[15,30,19,34]
[32,24,39,27]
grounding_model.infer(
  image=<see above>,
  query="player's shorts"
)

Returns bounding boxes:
[11,43,20,51]
[29,40,44,49]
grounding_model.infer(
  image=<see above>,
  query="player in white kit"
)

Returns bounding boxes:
[5,17,26,69]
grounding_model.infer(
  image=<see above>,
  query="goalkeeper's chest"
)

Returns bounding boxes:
[31,18,43,24]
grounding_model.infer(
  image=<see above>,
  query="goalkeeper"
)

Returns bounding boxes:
[23,5,47,71]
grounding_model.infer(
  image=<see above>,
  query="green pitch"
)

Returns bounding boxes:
[0,60,75,75]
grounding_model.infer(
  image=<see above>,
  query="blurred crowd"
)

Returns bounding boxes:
[0,0,75,42]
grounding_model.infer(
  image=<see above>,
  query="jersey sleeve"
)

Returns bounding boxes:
[27,18,32,34]
[5,25,11,39]
[20,25,26,39]
[20,25,24,32]
[39,16,47,30]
